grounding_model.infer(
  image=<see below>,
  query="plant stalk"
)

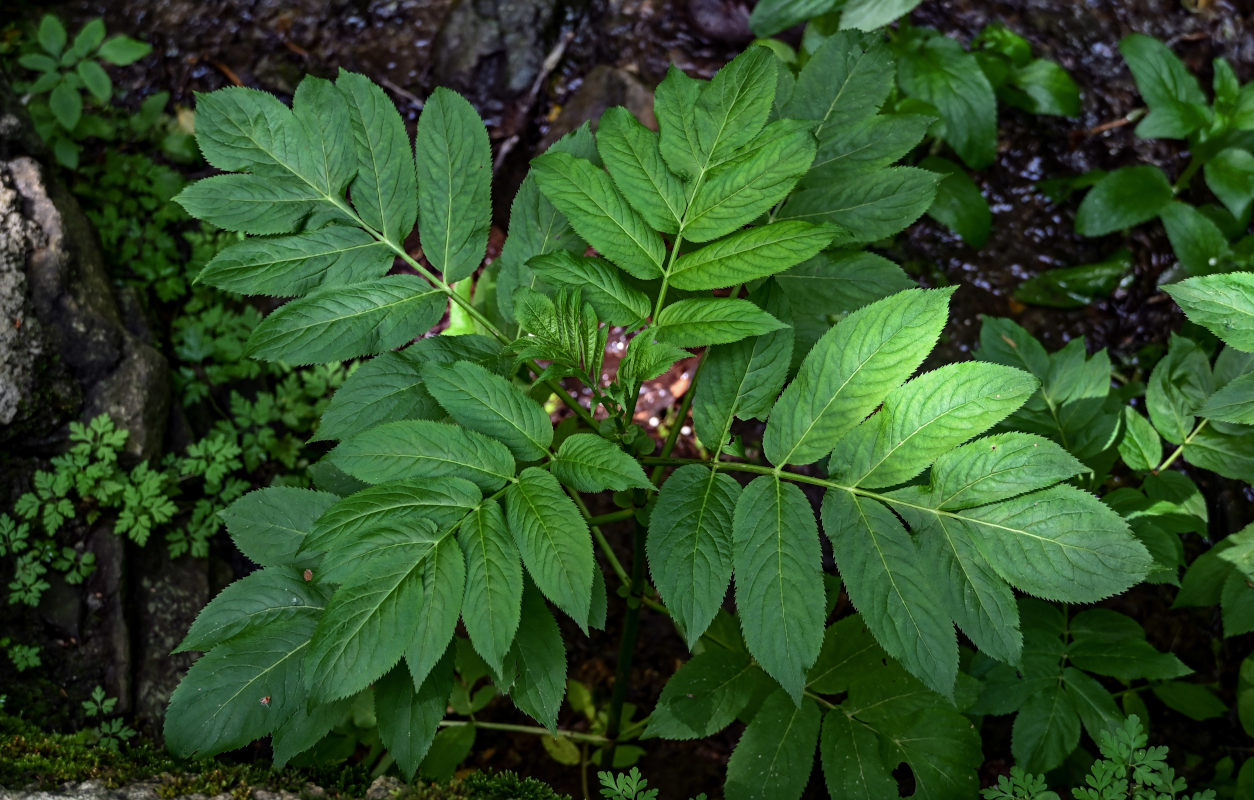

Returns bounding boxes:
[437,719,609,744]
[602,504,648,768]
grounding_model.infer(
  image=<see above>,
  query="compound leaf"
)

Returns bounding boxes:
[200,226,393,297]
[422,361,552,462]
[670,221,840,291]
[1164,273,1254,353]
[926,433,1086,510]
[175,567,327,654]
[725,689,820,800]
[458,500,522,673]
[304,478,480,559]
[505,468,594,630]
[551,434,652,493]
[529,251,651,326]
[404,535,465,689]
[654,298,787,348]
[336,70,418,244]
[597,105,686,234]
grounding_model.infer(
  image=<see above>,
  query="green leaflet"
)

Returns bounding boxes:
[246,275,446,365]
[765,287,952,467]
[505,468,594,631]
[271,699,346,768]
[654,65,705,179]
[303,477,481,558]
[1200,371,1254,424]
[422,360,552,462]
[531,151,665,280]
[200,226,393,297]
[1119,33,1207,110]
[1013,685,1080,773]
[194,86,323,182]
[682,119,817,243]
[550,434,653,493]
[896,34,997,169]
[828,362,1039,488]
[785,31,894,133]
[841,0,924,31]
[645,649,762,740]
[924,155,992,248]
[376,652,454,780]
[1160,201,1232,276]
[1146,333,1211,445]
[220,487,339,568]
[1205,147,1254,219]
[1068,609,1191,680]
[404,534,466,689]
[653,298,787,348]
[292,76,356,198]
[597,106,686,234]
[329,420,515,492]
[304,535,435,702]
[779,165,939,244]
[733,476,824,704]
[821,490,958,698]
[724,688,820,800]
[336,70,418,244]
[165,610,317,758]
[1118,407,1164,471]
[1164,273,1254,353]
[647,465,741,648]
[669,222,840,291]
[801,113,935,186]
[175,567,327,654]
[820,710,898,799]
[415,88,492,283]
[529,251,651,326]
[1075,166,1173,237]
[501,581,567,731]
[694,47,778,170]
[925,432,1086,510]
[175,173,319,235]
[749,0,840,37]
[457,501,522,673]
[806,616,879,695]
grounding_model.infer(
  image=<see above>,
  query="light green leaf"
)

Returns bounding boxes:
[1146,334,1211,445]
[781,165,939,244]
[597,106,685,234]
[785,31,895,133]
[1205,148,1254,220]
[654,65,705,179]
[1164,273,1254,353]
[422,360,552,462]
[1075,166,1172,237]
[551,434,652,493]
[653,298,787,348]
[841,0,922,30]
[404,535,465,689]
[97,35,151,66]
[1119,407,1163,471]
[329,419,515,492]
[724,689,820,800]
[200,226,393,297]
[926,433,1086,510]
[416,88,492,282]
[819,709,898,800]
[734,476,825,703]
[76,59,111,103]
[765,287,953,467]
[505,468,594,630]
[376,653,454,780]
[502,581,566,730]
[670,222,839,291]
[897,35,997,168]
[246,275,445,364]
[175,568,327,654]
[458,501,522,673]
[49,81,82,131]
[1012,685,1080,773]
[164,611,316,758]
[821,490,958,698]
[337,71,418,244]
[304,478,480,559]
[645,650,761,740]
[531,151,665,280]
[221,487,339,568]
[648,465,741,648]
[749,0,842,37]
[829,362,1038,488]
[953,485,1150,602]
[529,251,651,326]
[1200,372,1254,424]
[1160,201,1231,276]
[175,174,318,235]
[1119,34,1206,109]
[37,15,67,56]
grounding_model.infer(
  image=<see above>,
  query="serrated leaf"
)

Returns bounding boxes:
[655,65,705,179]
[330,419,515,492]
[305,535,434,703]
[1012,686,1080,773]
[926,432,1086,510]
[1069,609,1192,680]
[404,535,465,689]
[551,434,652,492]
[1075,166,1173,237]
[821,490,958,698]
[271,698,346,768]
[458,501,522,673]
[305,477,481,557]
[221,487,340,568]
[1119,33,1206,110]
[423,360,552,461]
[734,476,824,703]
[1200,372,1254,424]
[247,275,445,364]
[897,35,997,169]
[807,616,879,694]
[670,222,839,291]
[653,297,786,348]
[529,251,651,326]
[175,568,327,654]
[819,709,898,800]
[682,120,816,243]
[780,165,939,244]
[164,611,317,758]
[785,31,895,132]
[1062,666,1122,739]
[645,650,760,740]
[502,581,566,730]
[175,174,318,235]
[292,76,356,198]
[648,465,741,648]
[830,362,1038,488]
[376,652,454,779]
[802,113,935,187]
[1118,407,1163,471]
[1146,334,1211,445]
[337,71,418,244]
[724,689,820,800]
[532,151,665,280]
[416,88,492,282]
[950,485,1151,603]
[199,226,393,297]
[765,287,952,467]
[505,468,594,630]
[597,106,686,234]
[693,47,778,170]
[1164,273,1254,353]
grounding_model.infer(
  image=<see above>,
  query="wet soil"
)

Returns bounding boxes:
[6,0,1254,796]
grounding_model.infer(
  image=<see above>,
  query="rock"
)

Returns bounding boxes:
[132,548,209,732]
[538,65,657,151]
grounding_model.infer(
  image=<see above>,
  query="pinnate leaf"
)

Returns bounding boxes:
[175,174,319,235]
[404,535,465,689]
[376,653,453,779]
[200,226,393,297]
[304,478,480,558]
[925,433,1086,510]
[670,222,840,291]
[502,581,567,730]
[646,650,761,740]
[175,567,327,654]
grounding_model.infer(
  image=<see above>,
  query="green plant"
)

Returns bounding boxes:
[9,14,151,168]
[983,716,1216,800]
[158,42,1162,799]
[596,767,706,800]
[81,685,137,753]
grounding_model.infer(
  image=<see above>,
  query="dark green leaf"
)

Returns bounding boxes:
[1160,201,1232,276]
[330,419,515,492]
[502,581,566,730]
[337,70,418,244]
[221,487,339,568]
[897,35,997,168]
[653,298,787,348]
[841,0,923,31]
[780,166,939,244]
[1014,249,1133,308]
[646,650,761,739]
[458,501,522,673]
[1075,166,1172,237]
[175,174,318,235]
[724,690,820,800]
[376,653,454,779]
[529,251,651,326]
[551,434,652,492]
[423,360,552,462]
[175,567,327,654]
[922,155,990,248]
[505,468,594,630]
[97,35,151,66]
[200,226,393,297]
[597,106,685,234]
[1205,148,1254,220]
[670,222,840,291]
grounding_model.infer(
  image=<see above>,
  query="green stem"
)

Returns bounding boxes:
[437,719,609,744]
[1173,155,1202,195]
[649,352,704,486]
[1156,418,1209,473]
[568,489,631,586]
[586,508,637,527]
[602,505,648,768]
[651,230,687,323]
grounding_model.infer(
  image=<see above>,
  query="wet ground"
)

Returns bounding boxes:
[7,0,1254,795]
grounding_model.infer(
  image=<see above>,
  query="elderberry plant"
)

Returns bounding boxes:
[165,40,1151,798]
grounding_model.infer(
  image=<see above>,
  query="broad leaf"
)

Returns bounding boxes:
[897,35,997,168]
[458,501,522,673]
[781,165,939,244]
[505,468,594,630]
[337,70,418,244]
[785,31,895,133]
[926,433,1086,510]
[820,710,898,799]
[1012,686,1080,773]
[330,420,514,492]
[670,222,839,291]
[1164,273,1254,353]
[725,689,820,800]
[1075,166,1172,237]
[175,567,327,654]
[551,434,653,493]
[653,298,787,348]
[597,106,685,234]
[304,477,481,557]
[404,535,465,689]
[422,360,552,462]
[221,487,339,568]
[646,650,762,740]
[693,47,778,170]
[200,226,393,297]
[841,0,923,31]
[175,173,318,235]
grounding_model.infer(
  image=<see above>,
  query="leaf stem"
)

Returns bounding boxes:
[651,230,686,322]
[602,502,648,768]
[567,489,631,586]
[585,508,637,527]
[649,351,705,486]
[1156,418,1209,473]
[437,719,609,744]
